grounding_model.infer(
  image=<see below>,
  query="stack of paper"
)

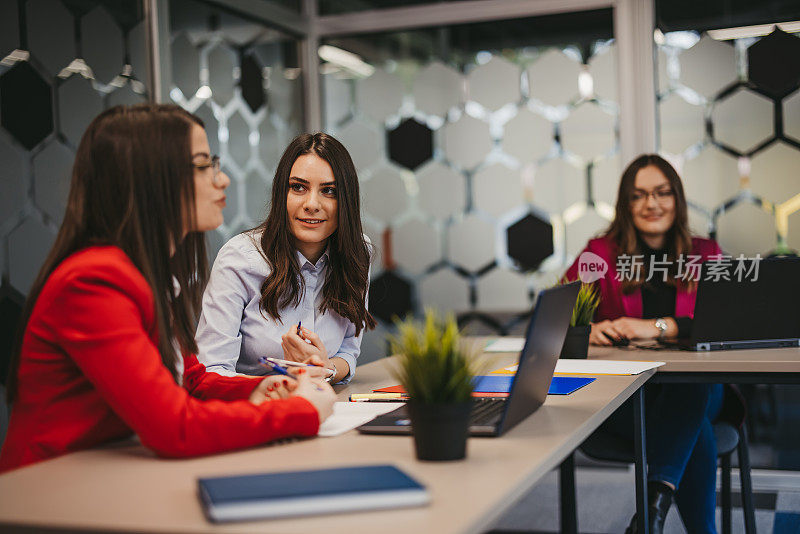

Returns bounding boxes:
[318,402,405,437]
[491,360,664,376]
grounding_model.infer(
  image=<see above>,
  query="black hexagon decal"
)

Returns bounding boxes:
[240,53,265,113]
[368,270,413,323]
[387,118,433,171]
[0,284,24,385]
[506,212,554,271]
[748,28,800,100]
[0,61,53,149]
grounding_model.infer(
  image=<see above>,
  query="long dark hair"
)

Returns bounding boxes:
[605,154,693,292]
[255,133,376,336]
[7,104,207,402]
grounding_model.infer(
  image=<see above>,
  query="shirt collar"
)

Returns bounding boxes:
[295,245,330,270]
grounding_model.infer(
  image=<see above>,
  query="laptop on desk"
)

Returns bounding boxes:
[358,281,581,437]
[660,257,800,351]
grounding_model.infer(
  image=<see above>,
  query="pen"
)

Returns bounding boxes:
[350,393,409,402]
[259,357,327,391]
[297,321,302,337]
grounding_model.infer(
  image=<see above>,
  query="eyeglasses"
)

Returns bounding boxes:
[193,155,223,186]
[630,188,674,205]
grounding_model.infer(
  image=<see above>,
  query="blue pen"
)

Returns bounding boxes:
[259,356,293,377]
[258,357,326,391]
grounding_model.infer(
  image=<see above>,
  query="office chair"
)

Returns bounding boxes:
[579,386,756,534]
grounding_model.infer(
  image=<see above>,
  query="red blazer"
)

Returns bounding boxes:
[564,235,723,322]
[0,246,319,473]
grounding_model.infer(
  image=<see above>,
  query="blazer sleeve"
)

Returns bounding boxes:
[195,237,253,376]
[182,354,264,401]
[39,262,319,458]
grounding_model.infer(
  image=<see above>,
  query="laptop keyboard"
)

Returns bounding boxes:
[469,398,507,426]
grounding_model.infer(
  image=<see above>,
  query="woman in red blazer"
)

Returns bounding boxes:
[565,155,724,534]
[0,104,335,473]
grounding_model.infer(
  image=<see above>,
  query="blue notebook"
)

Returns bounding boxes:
[198,464,430,522]
[473,375,595,395]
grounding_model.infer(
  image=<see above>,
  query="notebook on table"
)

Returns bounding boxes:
[198,464,429,523]
[358,281,581,437]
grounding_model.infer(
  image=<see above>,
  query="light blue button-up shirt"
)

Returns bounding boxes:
[195,231,366,383]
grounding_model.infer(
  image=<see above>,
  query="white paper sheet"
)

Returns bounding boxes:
[317,402,406,437]
[497,360,664,376]
[484,337,525,352]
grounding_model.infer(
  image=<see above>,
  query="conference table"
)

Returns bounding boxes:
[0,351,652,534]
[588,344,800,534]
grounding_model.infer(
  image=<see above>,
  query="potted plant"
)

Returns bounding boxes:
[559,281,600,359]
[390,310,477,461]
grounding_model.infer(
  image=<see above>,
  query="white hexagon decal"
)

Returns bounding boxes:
[527,49,581,107]
[361,165,408,224]
[337,120,382,171]
[477,268,529,310]
[750,142,800,203]
[416,161,465,219]
[442,115,492,169]
[413,61,463,116]
[394,219,440,274]
[560,103,616,160]
[682,148,739,209]
[712,89,773,154]
[468,56,520,111]
[679,35,736,99]
[659,95,704,155]
[502,108,552,164]
[358,69,404,123]
[448,214,495,271]
[473,163,524,217]
[716,202,775,257]
[419,268,469,312]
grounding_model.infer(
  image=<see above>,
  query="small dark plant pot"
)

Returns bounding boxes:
[560,324,591,359]
[407,401,472,461]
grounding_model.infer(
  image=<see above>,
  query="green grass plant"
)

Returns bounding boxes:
[389,310,476,404]
[567,281,600,327]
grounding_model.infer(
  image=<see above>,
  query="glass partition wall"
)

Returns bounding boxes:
[320,12,620,341]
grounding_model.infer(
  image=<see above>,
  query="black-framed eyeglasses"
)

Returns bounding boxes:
[193,155,223,185]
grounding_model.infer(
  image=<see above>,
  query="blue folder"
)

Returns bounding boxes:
[473,375,595,395]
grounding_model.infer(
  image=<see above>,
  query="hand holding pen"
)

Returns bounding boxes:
[259,357,327,392]
[280,323,335,380]
[258,357,337,421]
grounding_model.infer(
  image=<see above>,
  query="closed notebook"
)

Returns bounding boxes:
[198,464,430,523]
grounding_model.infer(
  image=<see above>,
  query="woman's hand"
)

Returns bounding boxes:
[609,317,661,340]
[590,320,626,345]
[281,325,334,377]
[249,375,297,405]
[591,317,665,345]
[289,370,337,423]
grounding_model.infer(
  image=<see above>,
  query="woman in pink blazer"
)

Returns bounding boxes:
[565,154,724,534]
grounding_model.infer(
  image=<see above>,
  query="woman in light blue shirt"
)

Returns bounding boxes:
[196,133,376,384]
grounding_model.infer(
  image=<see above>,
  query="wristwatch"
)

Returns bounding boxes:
[654,318,668,339]
[324,361,337,383]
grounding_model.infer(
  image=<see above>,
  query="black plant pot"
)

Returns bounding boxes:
[407,401,472,461]
[560,324,590,359]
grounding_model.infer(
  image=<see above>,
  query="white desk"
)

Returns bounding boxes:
[0,353,653,533]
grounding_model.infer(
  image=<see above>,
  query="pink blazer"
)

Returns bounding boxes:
[564,235,723,322]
